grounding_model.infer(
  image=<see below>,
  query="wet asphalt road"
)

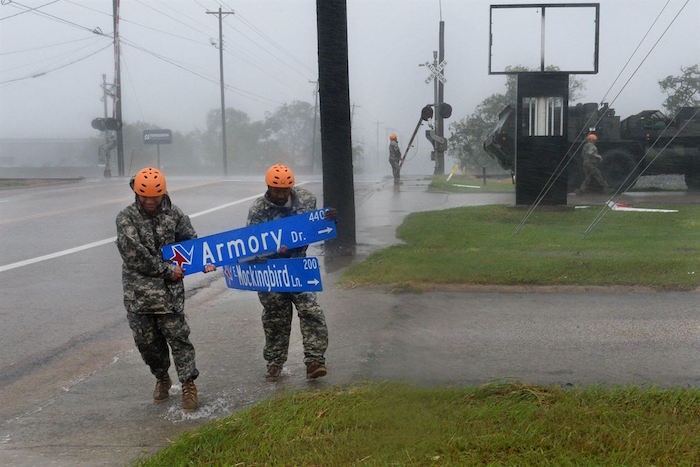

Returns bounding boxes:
[0,175,698,465]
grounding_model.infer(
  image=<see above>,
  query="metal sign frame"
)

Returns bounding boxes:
[488,3,600,75]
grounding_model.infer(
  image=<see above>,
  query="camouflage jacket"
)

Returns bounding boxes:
[582,141,602,164]
[116,196,197,314]
[246,187,317,259]
[389,140,401,164]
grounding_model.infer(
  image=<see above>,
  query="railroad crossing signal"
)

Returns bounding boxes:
[424,60,447,84]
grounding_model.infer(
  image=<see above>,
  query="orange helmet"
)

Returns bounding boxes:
[586,133,598,142]
[265,163,295,188]
[389,134,398,141]
[132,167,166,197]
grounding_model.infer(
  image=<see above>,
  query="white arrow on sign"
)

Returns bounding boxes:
[307,279,320,286]
[317,227,334,235]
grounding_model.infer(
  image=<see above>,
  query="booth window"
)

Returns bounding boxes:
[521,97,564,136]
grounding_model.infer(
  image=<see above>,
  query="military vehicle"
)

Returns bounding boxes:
[483,102,700,191]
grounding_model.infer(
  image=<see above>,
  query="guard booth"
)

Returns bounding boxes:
[489,3,599,206]
[515,72,569,204]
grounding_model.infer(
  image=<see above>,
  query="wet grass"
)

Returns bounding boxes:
[429,174,515,193]
[340,204,700,290]
[136,381,700,466]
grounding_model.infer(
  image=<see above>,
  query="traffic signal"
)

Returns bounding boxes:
[438,103,452,119]
[91,117,120,131]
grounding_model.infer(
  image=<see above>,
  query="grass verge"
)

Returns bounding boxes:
[137,381,700,466]
[340,204,700,290]
[429,174,515,193]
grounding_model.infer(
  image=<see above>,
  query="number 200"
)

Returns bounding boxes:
[303,258,318,269]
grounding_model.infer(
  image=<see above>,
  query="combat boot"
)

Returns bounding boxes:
[181,379,198,412]
[153,374,172,403]
[306,362,327,379]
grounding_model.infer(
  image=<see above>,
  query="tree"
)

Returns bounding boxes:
[263,101,316,170]
[659,64,700,117]
[448,66,585,173]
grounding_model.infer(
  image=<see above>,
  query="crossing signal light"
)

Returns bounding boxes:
[91,117,120,131]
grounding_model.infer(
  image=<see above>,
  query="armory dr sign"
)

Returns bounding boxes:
[161,209,336,275]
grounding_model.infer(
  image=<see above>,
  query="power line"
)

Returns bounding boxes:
[0,37,109,73]
[3,0,107,35]
[0,0,59,21]
[0,43,112,85]
[513,0,692,234]
[583,101,699,235]
[119,36,282,106]
[0,35,96,56]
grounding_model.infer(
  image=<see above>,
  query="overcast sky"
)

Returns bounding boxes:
[0,0,698,174]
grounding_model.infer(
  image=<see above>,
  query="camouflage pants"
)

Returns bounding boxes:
[127,312,198,383]
[257,291,328,366]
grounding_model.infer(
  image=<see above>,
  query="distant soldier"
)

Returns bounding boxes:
[579,133,609,193]
[116,167,215,412]
[388,134,402,185]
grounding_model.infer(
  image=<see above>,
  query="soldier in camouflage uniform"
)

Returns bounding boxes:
[247,163,334,380]
[389,134,402,185]
[579,133,609,193]
[116,167,215,412]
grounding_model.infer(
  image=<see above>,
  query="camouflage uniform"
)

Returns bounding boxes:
[580,141,608,193]
[389,139,402,184]
[247,187,329,367]
[116,195,199,383]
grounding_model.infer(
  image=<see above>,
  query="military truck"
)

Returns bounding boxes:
[483,102,700,191]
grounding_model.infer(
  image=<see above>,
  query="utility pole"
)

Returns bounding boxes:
[375,120,383,175]
[310,80,319,173]
[316,0,356,253]
[112,0,124,177]
[435,20,446,175]
[101,73,112,177]
[206,7,234,176]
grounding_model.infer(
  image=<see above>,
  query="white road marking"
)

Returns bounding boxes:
[0,192,264,273]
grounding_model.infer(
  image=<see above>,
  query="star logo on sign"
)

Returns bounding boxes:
[169,245,194,268]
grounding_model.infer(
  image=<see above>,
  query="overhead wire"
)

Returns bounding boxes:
[513,0,691,234]
[2,0,107,35]
[0,0,59,21]
[119,35,283,106]
[0,35,97,56]
[583,97,699,236]
[0,37,110,74]
[0,43,112,85]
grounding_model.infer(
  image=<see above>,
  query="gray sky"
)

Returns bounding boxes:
[0,0,698,174]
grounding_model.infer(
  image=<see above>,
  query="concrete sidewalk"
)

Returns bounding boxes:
[1,178,698,466]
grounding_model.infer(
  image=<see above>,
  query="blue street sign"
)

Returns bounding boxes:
[161,209,336,276]
[223,257,323,292]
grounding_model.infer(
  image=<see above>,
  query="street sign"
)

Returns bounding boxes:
[143,129,172,144]
[223,257,323,292]
[161,209,336,275]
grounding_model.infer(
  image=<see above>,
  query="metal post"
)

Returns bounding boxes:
[156,143,161,170]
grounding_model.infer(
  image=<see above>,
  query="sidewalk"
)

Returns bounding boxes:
[1,178,698,466]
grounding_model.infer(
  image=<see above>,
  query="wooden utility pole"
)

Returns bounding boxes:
[435,20,446,175]
[206,7,234,176]
[112,0,124,176]
[316,0,356,253]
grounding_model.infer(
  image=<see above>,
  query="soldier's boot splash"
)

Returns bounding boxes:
[181,379,198,412]
[153,374,172,403]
